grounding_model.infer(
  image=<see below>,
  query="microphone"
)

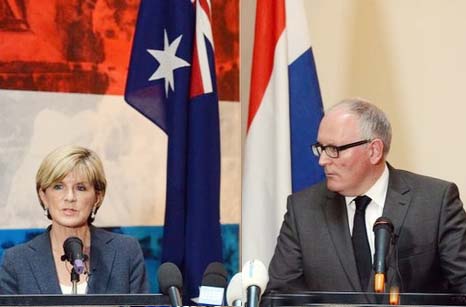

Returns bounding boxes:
[202,262,228,287]
[242,260,269,307]
[373,216,394,293]
[62,236,87,274]
[226,272,243,306]
[198,262,228,305]
[157,262,183,306]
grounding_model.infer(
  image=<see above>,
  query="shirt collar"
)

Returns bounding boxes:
[345,163,389,207]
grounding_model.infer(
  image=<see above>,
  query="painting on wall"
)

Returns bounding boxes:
[0,0,238,100]
[0,0,240,292]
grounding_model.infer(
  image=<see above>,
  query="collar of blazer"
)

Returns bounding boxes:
[26,226,118,294]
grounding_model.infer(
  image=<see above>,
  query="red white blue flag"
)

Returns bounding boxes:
[125,0,222,301]
[242,0,325,266]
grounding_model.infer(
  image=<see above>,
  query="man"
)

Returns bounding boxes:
[267,98,466,294]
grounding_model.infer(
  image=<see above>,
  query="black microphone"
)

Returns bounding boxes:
[373,216,394,292]
[242,260,269,307]
[62,236,87,274]
[198,262,228,305]
[202,262,228,287]
[157,262,183,306]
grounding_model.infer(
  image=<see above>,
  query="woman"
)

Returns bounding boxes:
[0,145,149,294]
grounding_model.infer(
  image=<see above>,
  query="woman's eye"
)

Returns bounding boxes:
[77,185,87,191]
[52,184,63,190]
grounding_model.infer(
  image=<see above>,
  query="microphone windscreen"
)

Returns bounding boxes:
[373,216,394,233]
[202,262,228,288]
[63,236,85,274]
[226,272,243,306]
[242,259,269,293]
[157,262,183,294]
[63,236,83,255]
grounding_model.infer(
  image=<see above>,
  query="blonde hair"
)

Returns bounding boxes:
[36,145,107,220]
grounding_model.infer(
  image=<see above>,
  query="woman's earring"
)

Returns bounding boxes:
[91,207,97,219]
[43,208,49,217]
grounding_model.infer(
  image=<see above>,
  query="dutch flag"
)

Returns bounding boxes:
[242,0,325,266]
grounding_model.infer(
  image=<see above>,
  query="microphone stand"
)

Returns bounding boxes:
[61,253,88,295]
[388,234,401,305]
[71,267,80,295]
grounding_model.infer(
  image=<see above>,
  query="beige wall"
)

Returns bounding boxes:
[241,0,466,197]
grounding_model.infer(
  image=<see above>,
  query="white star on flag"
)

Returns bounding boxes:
[147,30,190,96]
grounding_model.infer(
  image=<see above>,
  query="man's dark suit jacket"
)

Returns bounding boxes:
[0,226,149,294]
[267,165,466,294]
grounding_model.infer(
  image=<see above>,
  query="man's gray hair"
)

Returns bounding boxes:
[328,98,392,155]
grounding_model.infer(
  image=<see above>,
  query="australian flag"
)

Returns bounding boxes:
[125,0,222,303]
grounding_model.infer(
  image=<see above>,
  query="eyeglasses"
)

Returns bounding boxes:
[311,139,371,158]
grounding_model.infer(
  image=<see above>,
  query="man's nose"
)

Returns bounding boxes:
[319,152,331,166]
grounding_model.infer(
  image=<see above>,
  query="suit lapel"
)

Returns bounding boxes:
[381,166,411,291]
[87,227,116,294]
[28,231,61,293]
[383,168,411,238]
[324,192,362,291]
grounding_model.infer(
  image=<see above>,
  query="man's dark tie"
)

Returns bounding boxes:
[352,195,372,290]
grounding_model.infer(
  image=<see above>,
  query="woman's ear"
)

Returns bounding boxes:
[39,189,48,208]
[94,192,102,208]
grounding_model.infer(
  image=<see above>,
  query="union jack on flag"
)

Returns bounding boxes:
[125,0,222,302]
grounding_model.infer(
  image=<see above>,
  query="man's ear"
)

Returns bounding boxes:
[369,139,384,164]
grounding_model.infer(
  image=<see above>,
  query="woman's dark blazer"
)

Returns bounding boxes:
[0,226,149,294]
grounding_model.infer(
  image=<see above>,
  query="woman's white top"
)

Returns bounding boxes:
[60,281,88,294]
